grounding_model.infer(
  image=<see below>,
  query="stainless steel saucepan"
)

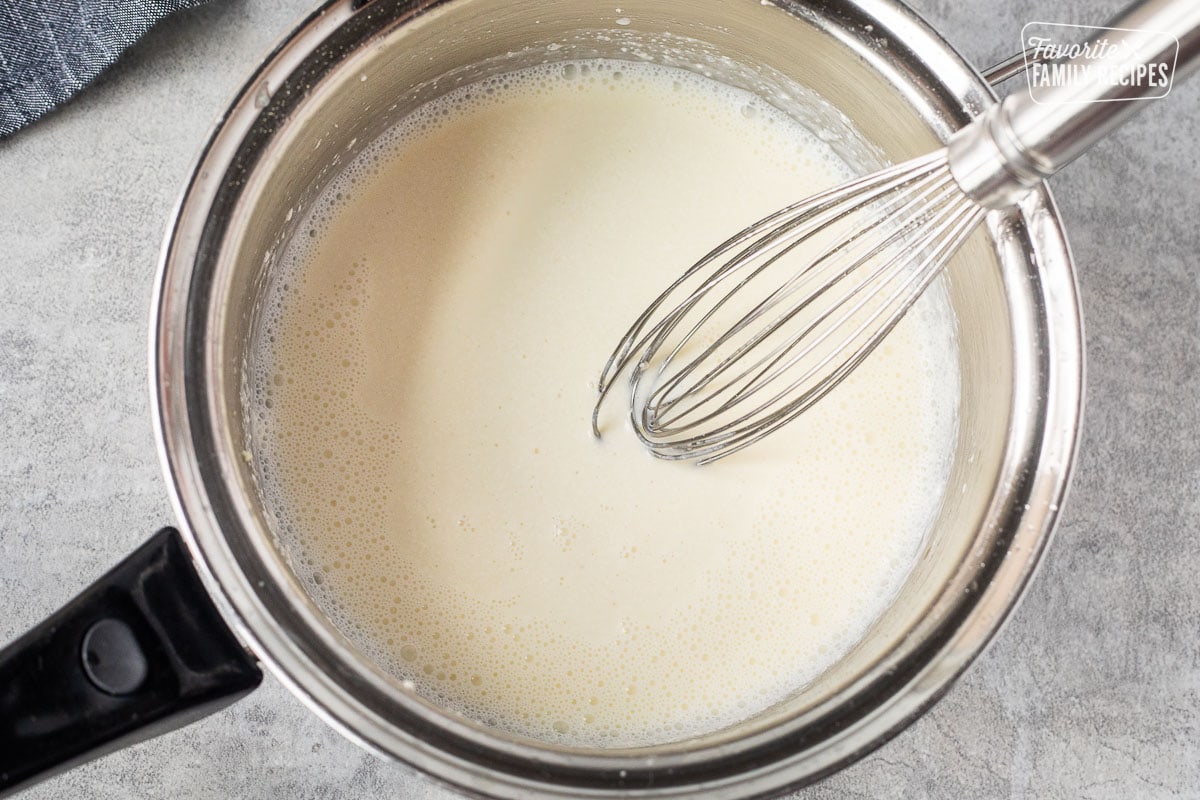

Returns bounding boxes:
[0,0,1082,796]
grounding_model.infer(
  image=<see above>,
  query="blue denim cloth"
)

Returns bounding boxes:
[0,0,209,137]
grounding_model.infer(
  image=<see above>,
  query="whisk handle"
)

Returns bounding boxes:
[949,0,1200,209]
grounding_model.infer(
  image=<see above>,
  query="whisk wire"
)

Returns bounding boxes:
[645,166,960,430]
[636,192,983,463]
[591,152,985,463]
[592,152,946,423]
[666,178,966,421]
[694,199,984,463]
[636,221,943,449]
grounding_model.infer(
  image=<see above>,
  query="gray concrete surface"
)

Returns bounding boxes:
[1,0,1197,797]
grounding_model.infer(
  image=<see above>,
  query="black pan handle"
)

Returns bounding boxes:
[0,528,263,797]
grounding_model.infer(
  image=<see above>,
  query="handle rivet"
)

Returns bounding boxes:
[81,619,148,696]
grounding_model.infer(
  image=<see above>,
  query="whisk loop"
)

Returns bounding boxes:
[592,151,985,464]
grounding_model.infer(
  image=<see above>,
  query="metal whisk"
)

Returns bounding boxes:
[593,0,1200,464]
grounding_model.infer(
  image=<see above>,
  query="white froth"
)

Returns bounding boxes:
[248,59,959,748]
